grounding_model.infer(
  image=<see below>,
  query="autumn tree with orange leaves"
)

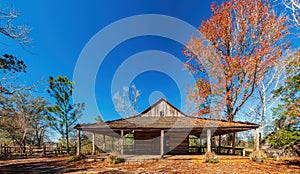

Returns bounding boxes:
[184,0,290,122]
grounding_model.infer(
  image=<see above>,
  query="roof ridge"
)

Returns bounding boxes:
[106,98,167,123]
[103,98,260,127]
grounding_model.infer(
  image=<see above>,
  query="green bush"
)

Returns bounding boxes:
[267,129,300,149]
[107,152,125,164]
[203,152,219,163]
[81,143,97,155]
[266,153,276,158]
[110,158,125,164]
[66,154,85,164]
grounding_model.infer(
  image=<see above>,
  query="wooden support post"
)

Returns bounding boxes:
[0,144,2,156]
[160,130,164,158]
[76,129,81,155]
[103,135,106,152]
[92,132,95,155]
[199,137,203,146]
[207,129,211,152]
[43,144,46,156]
[199,135,203,154]
[232,133,236,155]
[29,145,33,156]
[218,135,222,154]
[254,128,259,151]
[4,144,7,157]
[120,130,124,156]
[58,144,62,154]
[54,145,58,157]
[133,131,135,153]
[111,138,114,151]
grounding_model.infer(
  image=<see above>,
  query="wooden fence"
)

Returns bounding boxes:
[0,144,76,157]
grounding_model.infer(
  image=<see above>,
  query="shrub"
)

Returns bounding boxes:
[249,150,267,162]
[266,153,275,158]
[107,152,125,164]
[267,129,300,149]
[203,152,219,163]
[66,154,85,164]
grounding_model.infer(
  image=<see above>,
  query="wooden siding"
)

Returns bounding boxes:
[141,100,185,117]
[167,132,189,154]
[134,131,161,154]
[131,131,189,155]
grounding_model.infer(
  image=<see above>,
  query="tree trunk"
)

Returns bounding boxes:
[227,111,235,153]
[227,133,235,154]
[261,94,266,140]
[39,128,45,147]
[36,130,41,147]
[22,140,26,153]
[22,130,27,153]
[226,96,234,122]
[66,121,69,154]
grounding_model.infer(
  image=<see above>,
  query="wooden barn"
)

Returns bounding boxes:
[74,98,260,156]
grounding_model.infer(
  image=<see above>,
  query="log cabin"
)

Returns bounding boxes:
[74,98,260,156]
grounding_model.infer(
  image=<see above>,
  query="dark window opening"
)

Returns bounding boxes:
[160,111,165,116]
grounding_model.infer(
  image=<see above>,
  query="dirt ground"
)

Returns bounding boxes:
[0,156,69,173]
[0,156,299,174]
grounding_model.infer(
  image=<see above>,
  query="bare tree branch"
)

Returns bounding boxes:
[113,84,141,118]
[0,8,31,46]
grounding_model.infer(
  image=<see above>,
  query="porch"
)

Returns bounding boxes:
[74,98,260,157]
[84,153,251,162]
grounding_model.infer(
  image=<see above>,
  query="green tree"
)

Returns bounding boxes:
[47,76,85,154]
[0,54,27,95]
[267,129,300,148]
[272,52,300,128]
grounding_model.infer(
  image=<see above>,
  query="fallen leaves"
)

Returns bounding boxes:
[0,156,298,173]
[65,157,300,174]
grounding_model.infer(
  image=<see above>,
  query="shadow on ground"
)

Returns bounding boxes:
[283,159,300,167]
[0,157,85,174]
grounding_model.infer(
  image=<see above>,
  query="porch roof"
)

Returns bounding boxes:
[75,116,259,130]
[74,99,259,136]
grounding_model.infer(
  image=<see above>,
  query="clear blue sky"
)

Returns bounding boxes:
[0,0,298,124]
[0,0,214,123]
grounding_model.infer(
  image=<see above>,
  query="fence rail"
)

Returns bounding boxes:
[0,144,76,157]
